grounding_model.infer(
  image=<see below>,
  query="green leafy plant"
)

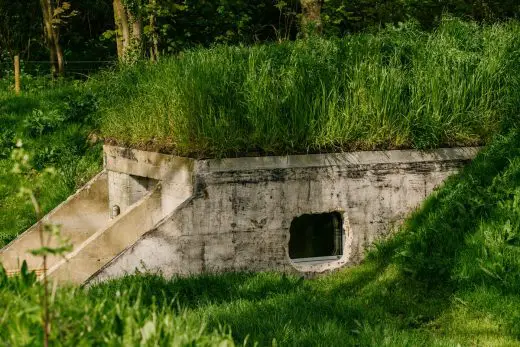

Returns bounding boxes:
[0,128,15,159]
[23,108,65,136]
[11,140,72,347]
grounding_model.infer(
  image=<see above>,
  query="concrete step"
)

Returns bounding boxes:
[0,171,184,285]
[1,171,110,278]
[46,183,164,284]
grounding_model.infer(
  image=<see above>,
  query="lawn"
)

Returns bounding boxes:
[0,78,102,246]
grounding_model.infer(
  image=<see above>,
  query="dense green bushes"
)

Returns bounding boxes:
[98,18,520,157]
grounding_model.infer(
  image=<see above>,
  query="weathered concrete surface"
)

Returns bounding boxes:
[1,147,196,284]
[108,171,157,215]
[104,145,194,218]
[2,145,479,284]
[90,146,479,282]
[0,171,110,276]
[48,185,163,284]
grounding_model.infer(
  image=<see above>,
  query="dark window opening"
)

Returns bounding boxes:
[289,212,343,262]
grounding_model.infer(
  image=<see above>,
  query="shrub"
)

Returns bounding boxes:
[23,108,65,137]
[0,128,15,158]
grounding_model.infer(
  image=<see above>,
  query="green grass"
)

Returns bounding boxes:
[98,18,520,157]
[3,16,520,346]
[0,267,235,346]
[3,129,520,345]
[0,79,102,247]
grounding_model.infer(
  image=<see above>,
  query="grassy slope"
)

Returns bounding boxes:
[2,130,520,345]
[99,18,520,157]
[0,80,102,246]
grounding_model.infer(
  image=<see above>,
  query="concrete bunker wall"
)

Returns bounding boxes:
[90,147,479,282]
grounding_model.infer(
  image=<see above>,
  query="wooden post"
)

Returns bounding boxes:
[14,55,20,95]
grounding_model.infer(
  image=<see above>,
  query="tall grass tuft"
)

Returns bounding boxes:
[98,18,520,157]
[0,270,236,346]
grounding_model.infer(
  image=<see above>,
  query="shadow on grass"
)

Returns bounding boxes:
[0,95,39,117]
[394,130,520,286]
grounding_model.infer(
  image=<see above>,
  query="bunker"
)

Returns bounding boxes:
[0,145,479,284]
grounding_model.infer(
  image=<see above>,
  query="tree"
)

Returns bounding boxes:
[40,0,77,76]
[113,0,144,63]
[0,0,41,76]
[300,0,324,36]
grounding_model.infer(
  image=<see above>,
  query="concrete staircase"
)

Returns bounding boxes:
[0,171,171,284]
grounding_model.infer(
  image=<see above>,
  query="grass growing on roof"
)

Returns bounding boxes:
[98,18,520,157]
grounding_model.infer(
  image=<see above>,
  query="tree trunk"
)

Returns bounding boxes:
[129,10,143,53]
[148,0,159,62]
[113,0,143,63]
[300,0,324,36]
[113,0,123,58]
[40,0,57,75]
[113,0,130,60]
[40,0,64,76]
[53,25,64,75]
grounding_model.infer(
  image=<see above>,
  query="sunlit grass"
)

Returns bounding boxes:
[97,18,520,157]
[0,85,102,247]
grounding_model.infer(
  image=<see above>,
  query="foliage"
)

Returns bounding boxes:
[396,131,520,289]
[137,0,299,55]
[11,141,74,346]
[98,18,520,157]
[0,0,115,76]
[406,0,520,29]
[0,269,236,346]
[0,128,15,159]
[322,0,409,35]
[0,83,102,247]
[1,0,519,75]
[0,0,42,58]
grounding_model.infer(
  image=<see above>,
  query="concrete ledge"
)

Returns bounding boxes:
[201,147,480,173]
[104,146,480,177]
[104,145,195,181]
